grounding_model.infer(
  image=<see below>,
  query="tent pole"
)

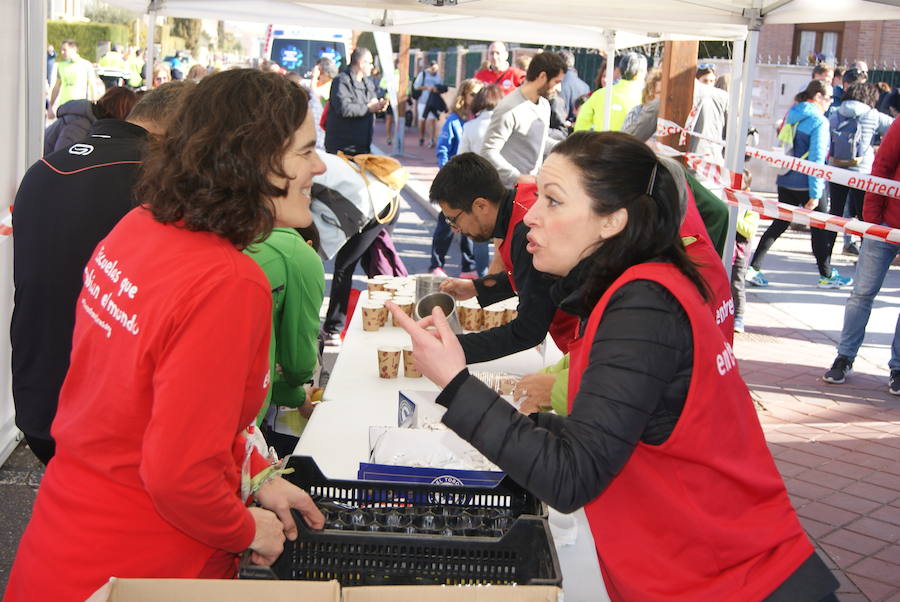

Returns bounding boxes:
[602,30,615,131]
[25,0,45,165]
[722,20,760,275]
[144,8,158,88]
[720,38,744,267]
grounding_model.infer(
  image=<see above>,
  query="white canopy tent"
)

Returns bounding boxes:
[4,0,900,465]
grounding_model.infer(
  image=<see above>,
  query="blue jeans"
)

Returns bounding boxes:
[836,237,900,370]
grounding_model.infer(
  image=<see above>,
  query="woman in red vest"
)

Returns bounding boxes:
[390,131,837,601]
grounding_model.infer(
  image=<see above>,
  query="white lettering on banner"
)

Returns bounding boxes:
[656,118,900,200]
[716,342,737,376]
[81,246,143,337]
[715,298,734,325]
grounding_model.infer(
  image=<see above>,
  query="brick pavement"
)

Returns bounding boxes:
[386,117,900,600]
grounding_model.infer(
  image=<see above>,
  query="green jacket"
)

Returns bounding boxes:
[573,78,643,132]
[684,169,730,256]
[245,228,325,425]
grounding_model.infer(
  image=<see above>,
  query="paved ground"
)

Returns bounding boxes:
[1,118,898,598]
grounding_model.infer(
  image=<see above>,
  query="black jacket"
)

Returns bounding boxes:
[439,264,836,600]
[458,189,558,364]
[324,69,377,155]
[11,119,147,447]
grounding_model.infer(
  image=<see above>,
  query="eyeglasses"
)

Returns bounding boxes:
[443,210,463,229]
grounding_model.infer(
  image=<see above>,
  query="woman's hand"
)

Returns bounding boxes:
[255,476,325,543]
[387,302,466,388]
[247,506,286,566]
[439,278,476,300]
[513,373,556,414]
[805,198,819,210]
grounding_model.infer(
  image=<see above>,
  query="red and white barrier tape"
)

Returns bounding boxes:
[656,118,900,200]
[724,188,900,245]
[654,142,900,246]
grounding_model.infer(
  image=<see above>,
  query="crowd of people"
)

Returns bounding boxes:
[8,33,900,601]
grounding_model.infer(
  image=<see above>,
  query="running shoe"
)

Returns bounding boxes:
[890,370,900,396]
[823,355,853,384]
[430,267,448,277]
[459,271,479,279]
[746,266,769,287]
[733,317,745,333]
[842,242,860,256]
[817,268,853,289]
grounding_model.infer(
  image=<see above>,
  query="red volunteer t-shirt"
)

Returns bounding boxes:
[5,207,273,601]
[475,67,526,95]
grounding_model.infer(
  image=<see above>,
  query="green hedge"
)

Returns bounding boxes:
[47,21,130,63]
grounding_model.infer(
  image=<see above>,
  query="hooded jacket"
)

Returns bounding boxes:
[776,100,829,199]
[43,99,96,156]
[829,99,894,174]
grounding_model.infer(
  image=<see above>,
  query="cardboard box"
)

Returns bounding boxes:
[86,578,340,602]
[398,390,446,428]
[343,585,562,602]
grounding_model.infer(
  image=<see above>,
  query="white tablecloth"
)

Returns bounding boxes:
[295,292,608,601]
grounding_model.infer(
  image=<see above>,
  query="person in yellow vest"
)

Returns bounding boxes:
[125,47,144,88]
[574,51,646,132]
[48,40,97,119]
[98,44,126,70]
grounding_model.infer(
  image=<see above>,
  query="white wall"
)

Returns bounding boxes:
[0,0,46,466]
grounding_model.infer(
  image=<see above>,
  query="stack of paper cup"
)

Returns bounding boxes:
[367,278,386,293]
[361,302,384,332]
[377,345,401,378]
[392,296,415,325]
[483,303,506,330]
[503,298,519,324]
[402,346,421,378]
[458,299,483,332]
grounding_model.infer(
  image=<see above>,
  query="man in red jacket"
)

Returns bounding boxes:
[823,117,900,395]
[474,41,525,95]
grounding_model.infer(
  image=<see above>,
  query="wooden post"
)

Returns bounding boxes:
[398,34,411,110]
[658,40,698,152]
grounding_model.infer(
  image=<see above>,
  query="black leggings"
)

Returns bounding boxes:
[750,187,831,278]
[823,181,865,258]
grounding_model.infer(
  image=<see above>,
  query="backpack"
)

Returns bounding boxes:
[829,110,869,167]
[776,115,811,175]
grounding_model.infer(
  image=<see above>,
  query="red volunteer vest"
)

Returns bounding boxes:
[681,185,734,343]
[567,263,811,602]
[497,183,579,353]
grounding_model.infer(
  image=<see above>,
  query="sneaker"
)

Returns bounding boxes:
[746,266,769,287]
[843,242,860,256]
[890,370,900,396]
[459,271,479,280]
[322,332,343,348]
[419,138,425,147]
[430,267,448,277]
[733,317,745,333]
[823,355,853,384]
[817,268,853,289]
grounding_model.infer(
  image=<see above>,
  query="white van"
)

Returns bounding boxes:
[266,26,352,77]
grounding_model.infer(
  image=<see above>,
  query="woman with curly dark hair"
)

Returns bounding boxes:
[391,132,838,601]
[6,69,326,601]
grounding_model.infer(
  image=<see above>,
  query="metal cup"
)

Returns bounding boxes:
[415,292,462,334]
[415,274,447,301]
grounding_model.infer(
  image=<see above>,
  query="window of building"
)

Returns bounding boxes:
[792,22,844,65]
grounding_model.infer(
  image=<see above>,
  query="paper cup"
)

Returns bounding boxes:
[361,303,383,332]
[377,346,401,379]
[367,279,386,292]
[461,306,483,331]
[378,305,389,327]
[373,274,394,282]
[402,347,421,378]
[504,307,518,324]
[369,290,394,301]
[483,306,506,330]
[392,296,415,325]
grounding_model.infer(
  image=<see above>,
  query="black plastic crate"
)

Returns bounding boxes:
[243,512,561,586]
[284,456,544,518]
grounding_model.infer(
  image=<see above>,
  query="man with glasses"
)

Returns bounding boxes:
[433,153,579,363]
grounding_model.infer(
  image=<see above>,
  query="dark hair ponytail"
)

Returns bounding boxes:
[795,79,830,103]
[549,132,710,311]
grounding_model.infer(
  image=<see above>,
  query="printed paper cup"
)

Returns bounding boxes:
[377,346,401,379]
[402,347,421,378]
[361,303,383,332]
